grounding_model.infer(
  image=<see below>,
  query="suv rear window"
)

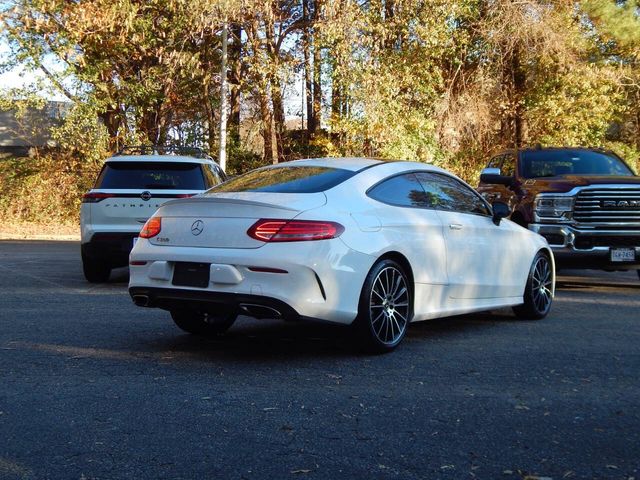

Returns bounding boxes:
[208,166,355,194]
[521,150,634,178]
[96,162,206,190]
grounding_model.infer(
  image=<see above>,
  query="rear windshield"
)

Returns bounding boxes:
[520,150,633,178]
[208,166,355,194]
[96,162,206,190]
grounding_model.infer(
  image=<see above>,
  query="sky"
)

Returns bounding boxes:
[0,35,70,100]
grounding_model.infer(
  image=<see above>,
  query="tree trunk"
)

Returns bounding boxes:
[99,107,122,150]
[303,0,315,135]
[312,28,322,132]
[228,24,242,144]
[512,47,527,148]
[203,81,216,153]
[270,75,285,161]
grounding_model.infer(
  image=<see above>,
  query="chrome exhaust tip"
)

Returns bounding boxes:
[239,303,282,319]
[132,295,150,307]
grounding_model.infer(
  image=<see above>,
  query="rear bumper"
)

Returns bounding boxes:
[129,287,303,321]
[82,232,138,267]
[529,223,640,270]
[128,238,376,325]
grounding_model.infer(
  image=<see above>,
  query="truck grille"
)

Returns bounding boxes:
[574,187,640,226]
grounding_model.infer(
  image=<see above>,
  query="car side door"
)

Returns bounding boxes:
[366,173,450,313]
[415,172,514,300]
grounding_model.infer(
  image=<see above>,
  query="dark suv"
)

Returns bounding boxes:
[80,146,226,282]
[477,147,640,277]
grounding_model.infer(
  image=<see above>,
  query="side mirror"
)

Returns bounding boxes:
[480,167,515,187]
[492,201,511,226]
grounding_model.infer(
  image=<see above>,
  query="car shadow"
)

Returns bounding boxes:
[141,310,516,361]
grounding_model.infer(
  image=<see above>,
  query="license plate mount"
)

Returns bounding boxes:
[172,262,210,288]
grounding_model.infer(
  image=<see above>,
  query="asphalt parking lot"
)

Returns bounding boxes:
[1,240,639,480]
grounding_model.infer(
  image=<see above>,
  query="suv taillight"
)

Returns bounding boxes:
[140,217,162,238]
[82,192,116,203]
[247,219,344,242]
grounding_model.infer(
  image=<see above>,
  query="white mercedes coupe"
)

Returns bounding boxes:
[129,158,555,352]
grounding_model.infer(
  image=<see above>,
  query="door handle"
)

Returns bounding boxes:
[449,223,463,230]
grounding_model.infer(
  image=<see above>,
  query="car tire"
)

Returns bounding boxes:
[513,251,553,320]
[354,259,412,353]
[82,253,111,283]
[170,307,238,336]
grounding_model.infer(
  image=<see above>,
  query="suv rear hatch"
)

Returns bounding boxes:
[85,160,207,231]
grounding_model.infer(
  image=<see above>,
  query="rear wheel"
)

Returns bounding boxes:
[513,252,553,320]
[354,259,412,353]
[82,253,111,283]
[170,307,238,336]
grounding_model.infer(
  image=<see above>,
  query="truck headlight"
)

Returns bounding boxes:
[534,196,574,219]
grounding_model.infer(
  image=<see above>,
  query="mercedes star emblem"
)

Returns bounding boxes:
[140,191,152,201]
[191,220,204,236]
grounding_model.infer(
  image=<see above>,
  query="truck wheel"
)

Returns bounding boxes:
[82,253,111,283]
[354,259,412,353]
[513,252,553,320]
[170,308,237,336]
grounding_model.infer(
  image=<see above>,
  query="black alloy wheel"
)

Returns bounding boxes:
[355,259,412,353]
[513,251,554,319]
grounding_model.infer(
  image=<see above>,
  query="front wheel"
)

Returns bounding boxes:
[170,307,238,336]
[354,259,412,353]
[513,252,554,320]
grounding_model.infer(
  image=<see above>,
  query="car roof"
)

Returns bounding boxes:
[277,157,385,171]
[105,155,217,165]
[268,157,446,174]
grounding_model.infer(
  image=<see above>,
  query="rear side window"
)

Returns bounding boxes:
[367,173,431,207]
[96,162,206,190]
[209,166,355,194]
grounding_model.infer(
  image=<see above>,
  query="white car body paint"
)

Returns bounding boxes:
[129,157,555,326]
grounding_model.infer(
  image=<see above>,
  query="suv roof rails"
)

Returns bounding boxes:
[115,145,214,160]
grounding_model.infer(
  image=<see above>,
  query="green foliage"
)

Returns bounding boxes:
[225,139,263,177]
[0,153,99,225]
[50,100,110,165]
[2,0,640,233]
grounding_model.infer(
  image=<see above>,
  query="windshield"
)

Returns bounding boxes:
[96,162,206,190]
[208,166,356,194]
[520,150,634,179]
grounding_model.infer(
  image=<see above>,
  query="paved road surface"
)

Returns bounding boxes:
[1,240,639,479]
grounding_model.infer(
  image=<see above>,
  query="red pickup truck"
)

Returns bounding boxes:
[477,147,640,278]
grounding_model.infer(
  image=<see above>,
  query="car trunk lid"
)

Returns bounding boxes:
[149,192,327,248]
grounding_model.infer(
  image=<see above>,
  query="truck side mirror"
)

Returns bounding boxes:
[491,201,511,226]
[480,167,515,187]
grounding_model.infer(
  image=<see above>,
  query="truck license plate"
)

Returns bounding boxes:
[610,248,635,262]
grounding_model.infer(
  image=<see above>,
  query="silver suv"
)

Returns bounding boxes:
[80,146,226,282]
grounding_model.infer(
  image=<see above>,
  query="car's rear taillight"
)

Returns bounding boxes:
[82,192,116,203]
[140,217,162,238]
[247,219,344,242]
